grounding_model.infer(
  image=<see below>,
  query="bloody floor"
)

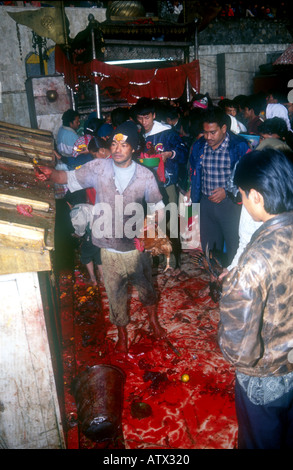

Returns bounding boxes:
[58,250,238,450]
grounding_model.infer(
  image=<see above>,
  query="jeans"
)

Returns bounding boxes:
[235,377,293,449]
[200,195,241,267]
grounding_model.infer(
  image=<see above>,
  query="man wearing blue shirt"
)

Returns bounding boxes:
[189,107,250,267]
[57,109,80,158]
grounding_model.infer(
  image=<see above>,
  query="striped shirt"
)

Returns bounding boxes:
[201,134,231,197]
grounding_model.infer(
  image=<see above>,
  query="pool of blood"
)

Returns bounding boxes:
[59,252,238,449]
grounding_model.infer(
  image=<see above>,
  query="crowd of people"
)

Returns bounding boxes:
[217,1,290,19]
[37,88,293,450]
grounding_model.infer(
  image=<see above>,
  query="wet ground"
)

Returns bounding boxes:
[58,250,238,450]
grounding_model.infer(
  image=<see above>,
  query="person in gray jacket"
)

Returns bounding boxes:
[218,148,293,449]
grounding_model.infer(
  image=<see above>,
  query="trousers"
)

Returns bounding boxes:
[200,195,241,267]
[235,377,293,449]
[101,249,157,327]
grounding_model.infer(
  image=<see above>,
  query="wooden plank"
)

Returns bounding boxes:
[0,144,54,161]
[0,120,53,137]
[0,188,55,214]
[0,246,52,274]
[0,131,53,148]
[0,121,56,275]
[0,128,53,147]
[0,272,65,448]
[0,203,55,253]
[0,156,35,169]
[0,220,46,250]
[0,194,50,211]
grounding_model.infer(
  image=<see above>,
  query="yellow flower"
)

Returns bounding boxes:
[114,133,127,143]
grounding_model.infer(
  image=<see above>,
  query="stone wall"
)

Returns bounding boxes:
[198,44,291,100]
[197,18,292,99]
[0,6,292,132]
[199,18,293,46]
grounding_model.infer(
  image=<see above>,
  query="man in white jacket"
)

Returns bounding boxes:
[265,91,292,131]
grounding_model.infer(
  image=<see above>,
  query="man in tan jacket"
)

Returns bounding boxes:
[218,148,293,449]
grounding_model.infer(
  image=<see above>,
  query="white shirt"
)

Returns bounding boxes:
[144,120,171,137]
[228,205,263,270]
[266,103,292,131]
[229,115,247,134]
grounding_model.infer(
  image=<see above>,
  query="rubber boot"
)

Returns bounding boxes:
[116,326,128,353]
[146,305,167,338]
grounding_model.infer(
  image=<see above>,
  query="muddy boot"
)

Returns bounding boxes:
[116,326,128,353]
[146,305,167,338]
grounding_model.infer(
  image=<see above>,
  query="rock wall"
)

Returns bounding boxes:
[0,6,292,132]
[199,18,293,46]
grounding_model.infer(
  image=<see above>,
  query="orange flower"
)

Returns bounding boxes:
[114,133,127,143]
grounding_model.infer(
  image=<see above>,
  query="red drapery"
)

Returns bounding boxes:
[55,45,200,104]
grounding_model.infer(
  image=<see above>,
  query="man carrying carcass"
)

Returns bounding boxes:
[37,120,167,353]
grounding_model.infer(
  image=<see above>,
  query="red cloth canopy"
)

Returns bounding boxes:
[55,45,200,104]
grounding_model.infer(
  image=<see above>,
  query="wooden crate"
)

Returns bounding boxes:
[0,121,65,448]
[0,121,56,275]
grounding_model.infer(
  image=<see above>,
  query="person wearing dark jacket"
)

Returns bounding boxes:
[189,107,250,266]
[134,98,189,266]
[134,98,188,195]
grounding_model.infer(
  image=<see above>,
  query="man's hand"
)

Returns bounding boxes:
[78,147,89,154]
[35,166,68,185]
[160,151,173,162]
[36,166,53,181]
[209,187,226,204]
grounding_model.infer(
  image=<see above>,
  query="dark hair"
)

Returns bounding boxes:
[88,136,110,152]
[218,98,231,110]
[180,115,191,135]
[244,95,262,115]
[267,90,287,104]
[165,106,180,120]
[218,98,238,111]
[111,107,130,127]
[234,148,293,214]
[233,94,248,110]
[62,109,79,127]
[85,118,104,136]
[189,108,204,137]
[133,97,156,117]
[201,106,230,129]
[258,117,288,139]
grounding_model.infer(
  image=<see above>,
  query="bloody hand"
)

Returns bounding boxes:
[35,165,52,181]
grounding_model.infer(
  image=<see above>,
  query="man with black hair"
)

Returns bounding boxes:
[219,148,293,449]
[57,109,80,159]
[256,117,293,153]
[37,121,167,353]
[111,107,130,128]
[265,90,292,131]
[134,97,189,266]
[134,97,188,196]
[189,106,250,266]
[54,109,84,271]
[218,98,247,135]
[243,94,263,134]
[165,106,182,134]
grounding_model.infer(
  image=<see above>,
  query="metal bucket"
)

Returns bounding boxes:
[73,364,125,442]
